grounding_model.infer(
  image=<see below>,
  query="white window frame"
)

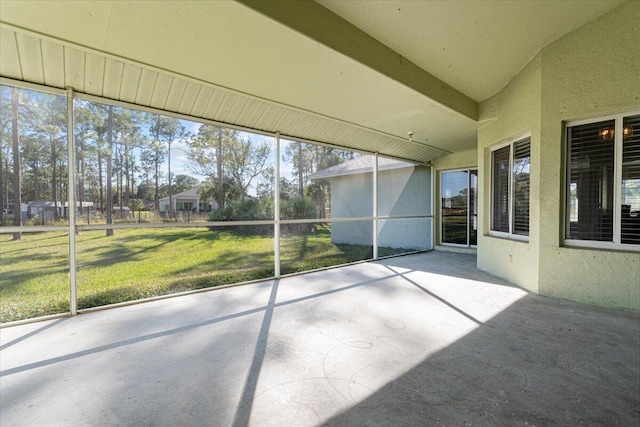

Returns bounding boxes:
[563,110,640,252]
[489,134,531,242]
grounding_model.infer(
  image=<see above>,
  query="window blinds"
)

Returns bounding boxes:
[513,138,530,236]
[491,145,510,233]
[621,114,640,244]
[567,119,615,241]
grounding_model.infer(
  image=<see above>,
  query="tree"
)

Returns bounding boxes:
[283,141,317,197]
[140,138,163,211]
[83,100,110,213]
[224,133,271,201]
[32,92,67,222]
[106,105,114,236]
[11,87,21,239]
[187,124,225,207]
[148,115,187,217]
[0,86,11,222]
[109,108,145,209]
[188,126,271,207]
[282,143,352,218]
[74,99,96,220]
[171,174,199,195]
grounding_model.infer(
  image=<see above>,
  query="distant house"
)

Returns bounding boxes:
[158,188,218,214]
[2,203,28,222]
[27,201,63,221]
[112,206,131,220]
[64,201,94,217]
[310,157,431,250]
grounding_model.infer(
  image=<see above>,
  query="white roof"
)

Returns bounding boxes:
[158,188,201,202]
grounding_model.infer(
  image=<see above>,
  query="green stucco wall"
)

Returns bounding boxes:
[537,0,640,310]
[433,148,477,172]
[478,1,640,310]
[477,54,542,293]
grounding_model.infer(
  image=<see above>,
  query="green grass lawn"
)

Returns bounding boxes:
[0,225,403,323]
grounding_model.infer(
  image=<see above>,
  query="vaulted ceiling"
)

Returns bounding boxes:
[0,0,626,162]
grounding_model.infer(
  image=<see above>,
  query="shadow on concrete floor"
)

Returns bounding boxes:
[324,290,640,425]
[1,251,638,426]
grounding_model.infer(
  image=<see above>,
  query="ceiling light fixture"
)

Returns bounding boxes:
[599,126,633,140]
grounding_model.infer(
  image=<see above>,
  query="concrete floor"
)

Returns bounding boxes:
[1,252,639,426]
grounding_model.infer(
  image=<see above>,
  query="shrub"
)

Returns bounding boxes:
[208,198,273,234]
[281,197,316,220]
[281,197,316,234]
[207,196,318,234]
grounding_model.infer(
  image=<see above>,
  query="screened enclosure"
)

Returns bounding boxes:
[0,82,434,323]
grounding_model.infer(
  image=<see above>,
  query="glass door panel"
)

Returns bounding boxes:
[470,170,478,246]
[441,171,469,245]
[441,169,478,247]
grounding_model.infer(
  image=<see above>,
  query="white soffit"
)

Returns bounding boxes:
[0,25,449,163]
[0,26,452,163]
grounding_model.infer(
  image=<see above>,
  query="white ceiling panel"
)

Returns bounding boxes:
[135,69,157,106]
[84,53,106,97]
[120,64,142,104]
[224,96,249,124]
[295,116,320,136]
[0,29,21,80]
[247,103,270,128]
[40,40,64,88]
[202,89,227,120]
[102,58,124,99]
[239,99,263,125]
[257,106,287,132]
[164,78,187,112]
[214,93,239,122]
[15,32,43,83]
[149,73,173,110]
[275,110,303,133]
[190,85,213,118]
[178,82,202,116]
[64,47,85,93]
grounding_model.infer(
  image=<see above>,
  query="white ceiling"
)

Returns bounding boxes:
[318,0,626,102]
[0,0,627,162]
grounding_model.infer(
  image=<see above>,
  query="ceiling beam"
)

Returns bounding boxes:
[237,0,478,122]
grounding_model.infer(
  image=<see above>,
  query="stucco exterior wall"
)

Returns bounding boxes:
[330,173,373,246]
[477,1,640,310]
[433,148,477,172]
[537,0,640,310]
[378,166,432,250]
[477,54,542,293]
[330,166,432,250]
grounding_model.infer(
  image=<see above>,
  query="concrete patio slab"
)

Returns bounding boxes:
[1,252,638,426]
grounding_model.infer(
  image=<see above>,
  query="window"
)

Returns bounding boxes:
[565,112,640,249]
[490,137,530,238]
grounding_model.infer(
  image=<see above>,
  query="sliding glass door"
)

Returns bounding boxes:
[441,169,477,247]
